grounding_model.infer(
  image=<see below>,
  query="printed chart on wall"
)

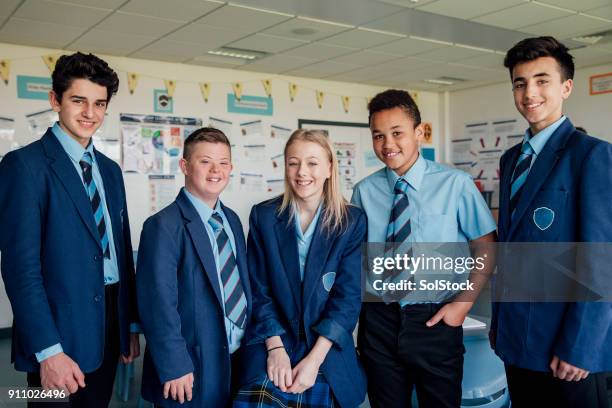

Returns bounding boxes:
[452,119,522,209]
[298,119,374,199]
[0,116,17,161]
[120,113,202,174]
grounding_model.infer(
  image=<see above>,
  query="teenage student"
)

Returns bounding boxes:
[0,52,140,407]
[137,128,251,407]
[233,129,367,408]
[492,36,612,408]
[352,89,497,408]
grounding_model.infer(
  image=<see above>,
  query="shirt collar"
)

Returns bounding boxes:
[523,115,566,155]
[52,122,95,163]
[385,153,426,192]
[294,201,323,241]
[182,187,221,224]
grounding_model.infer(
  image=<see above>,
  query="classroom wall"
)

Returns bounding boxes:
[0,42,441,328]
[447,62,612,145]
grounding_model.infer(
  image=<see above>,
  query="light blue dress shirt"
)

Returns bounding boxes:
[36,123,121,362]
[294,203,323,282]
[351,154,496,303]
[522,115,566,161]
[183,188,245,354]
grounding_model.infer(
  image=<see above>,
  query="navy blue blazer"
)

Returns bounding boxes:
[137,190,252,407]
[242,197,367,408]
[492,119,612,372]
[0,129,137,372]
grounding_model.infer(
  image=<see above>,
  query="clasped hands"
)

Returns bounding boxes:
[267,346,321,394]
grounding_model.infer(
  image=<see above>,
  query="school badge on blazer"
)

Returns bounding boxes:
[322,272,336,292]
[533,207,555,231]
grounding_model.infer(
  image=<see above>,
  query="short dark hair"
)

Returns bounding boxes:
[504,36,574,81]
[183,127,231,159]
[368,89,421,127]
[52,52,119,103]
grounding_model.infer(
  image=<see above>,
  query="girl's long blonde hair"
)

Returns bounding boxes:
[278,129,349,233]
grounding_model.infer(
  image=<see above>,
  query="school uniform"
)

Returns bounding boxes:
[493,117,612,408]
[0,124,138,407]
[351,154,496,408]
[137,188,251,407]
[233,196,367,408]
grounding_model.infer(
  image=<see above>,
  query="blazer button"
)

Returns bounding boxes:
[94,255,101,261]
[94,295,102,302]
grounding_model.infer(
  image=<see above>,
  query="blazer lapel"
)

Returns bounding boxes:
[274,210,301,310]
[96,151,123,261]
[508,119,574,239]
[302,218,339,309]
[177,191,224,307]
[41,130,100,247]
[500,145,521,238]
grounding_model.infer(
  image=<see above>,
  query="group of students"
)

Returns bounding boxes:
[0,34,610,408]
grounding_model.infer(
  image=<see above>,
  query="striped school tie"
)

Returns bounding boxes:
[509,141,534,216]
[79,152,110,259]
[209,213,247,329]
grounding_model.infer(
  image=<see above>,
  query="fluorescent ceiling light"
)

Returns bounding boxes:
[208,47,268,60]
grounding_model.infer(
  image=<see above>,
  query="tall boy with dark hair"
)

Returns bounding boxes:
[0,52,140,407]
[352,89,496,407]
[137,128,251,407]
[492,36,612,408]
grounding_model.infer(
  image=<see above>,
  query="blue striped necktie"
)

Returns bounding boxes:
[387,178,411,243]
[510,140,535,216]
[209,213,247,329]
[79,152,110,259]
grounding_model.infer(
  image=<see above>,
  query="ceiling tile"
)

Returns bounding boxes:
[330,50,401,66]
[0,17,85,48]
[132,39,214,60]
[0,0,21,15]
[325,64,405,82]
[188,53,247,67]
[389,56,439,71]
[196,4,292,33]
[282,43,356,60]
[473,2,573,29]
[286,60,360,77]
[320,28,404,49]
[262,17,351,41]
[520,14,612,38]
[414,45,492,62]
[70,29,156,55]
[119,0,222,22]
[571,45,612,67]
[166,23,249,46]
[455,52,506,69]
[95,11,184,37]
[417,0,527,20]
[239,54,316,74]
[447,63,507,80]
[370,36,449,56]
[584,5,612,20]
[128,51,185,63]
[52,0,125,8]
[14,0,111,27]
[536,0,612,12]
[188,56,247,69]
[228,33,307,53]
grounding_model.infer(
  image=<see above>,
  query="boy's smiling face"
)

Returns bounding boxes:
[511,56,572,134]
[370,107,423,176]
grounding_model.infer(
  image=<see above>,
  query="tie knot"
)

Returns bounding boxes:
[521,141,534,155]
[394,178,409,195]
[208,212,223,231]
[80,152,93,169]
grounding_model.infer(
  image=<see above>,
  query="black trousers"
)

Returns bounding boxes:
[27,283,120,408]
[358,302,464,408]
[505,364,609,408]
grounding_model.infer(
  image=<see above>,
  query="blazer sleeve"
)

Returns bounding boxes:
[0,152,61,355]
[312,210,367,350]
[554,141,612,371]
[136,216,194,382]
[245,206,286,344]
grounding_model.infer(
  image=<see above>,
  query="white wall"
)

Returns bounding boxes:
[447,62,612,152]
[0,42,441,328]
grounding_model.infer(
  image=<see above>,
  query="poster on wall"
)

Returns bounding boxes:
[209,117,233,140]
[0,116,17,161]
[154,89,173,113]
[149,175,176,214]
[421,122,433,145]
[17,75,52,100]
[334,141,357,193]
[120,113,202,174]
[26,109,58,138]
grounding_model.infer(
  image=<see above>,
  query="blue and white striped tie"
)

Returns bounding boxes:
[80,152,110,258]
[209,213,247,329]
[510,141,534,216]
[386,178,411,243]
